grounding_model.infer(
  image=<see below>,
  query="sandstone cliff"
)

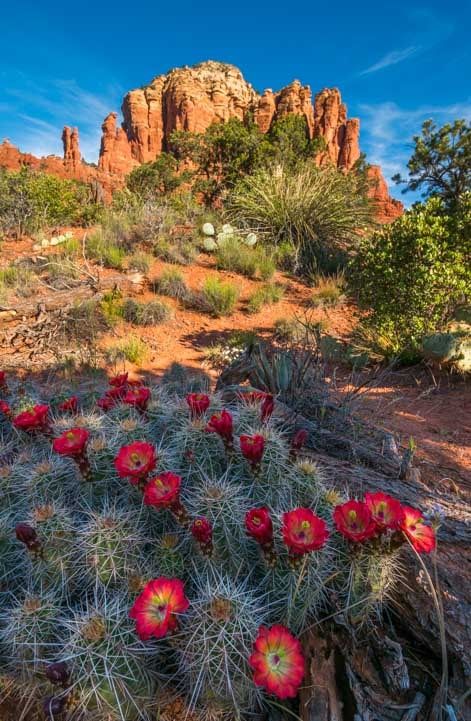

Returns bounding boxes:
[0,60,402,220]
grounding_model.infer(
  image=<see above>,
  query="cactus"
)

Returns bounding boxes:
[175,569,266,715]
[0,373,434,718]
[201,222,215,237]
[59,591,161,720]
[203,238,218,252]
[244,232,257,247]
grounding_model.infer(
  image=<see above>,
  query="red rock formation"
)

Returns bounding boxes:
[269,80,315,138]
[367,165,403,223]
[0,61,402,221]
[99,112,137,175]
[62,126,81,170]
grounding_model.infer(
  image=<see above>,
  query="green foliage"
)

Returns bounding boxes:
[393,119,471,208]
[350,197,470,358]
[228,162,373,275]
[310,272,345,307]
[214,235,275,280]
[106,336,149,365]
[0,167,101,238]
[125,153,189,199]
[170,117,268,204]
[0,264,38,299]
[151,268,189,299]
[247,283,285,314]
[191,277,239,317]
[86,230,127,270]
[153,235,197,266]
[122,299,173,326]
[267,115,326,169]
[128,252,153,273]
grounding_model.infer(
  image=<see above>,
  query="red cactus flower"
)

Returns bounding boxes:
[206,410,233,444]
[240,434,265,466]
[53,428,89,458]
[291,429,308,452]
[364,492,404,531]
[97,396,115,412]
[249,625,305,699]
[129,577,190,640]
[13,404,50,433]
[333,500,377,543]
[261,394,274,422]
[191,517,213,544]
[45,661,69,686]
[245,507,273,545]
[58,396,78,413]
[401,506,436,554]
[186,393,210,418]
[114,442,156,484]
[282,508,329,555]
[15,523,42,553]
[123,386,151,411]
[0,371,7,389]
[0,400,11,417]
[109,372,129,388]
[106,386,127,402]
[144,472,182,508]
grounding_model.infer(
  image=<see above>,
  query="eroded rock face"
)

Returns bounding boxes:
[62,126,81,170]
[0,60,402,220]
[367,165,403,223]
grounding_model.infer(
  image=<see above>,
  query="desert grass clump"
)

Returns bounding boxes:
[152,268,189,299]
[0,371,437,719]
[106,337,149,366]
[310,271,345,307]
[190,277,239,317]
[247,283,285,314]
[122,299,173,326]
[128,251,153,273]
[86,229,127,270]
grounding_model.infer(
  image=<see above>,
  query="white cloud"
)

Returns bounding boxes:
[359,100,471,202]
[360,46,420,75]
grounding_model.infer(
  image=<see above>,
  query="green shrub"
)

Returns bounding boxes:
[0,264,38,298]
[122,299,173,326]
[107,336,149,365]
[247,283,285,314]
[152,269,189,299]
[215,236,259,277]
[350,197,470,359]
[128,252,153,273]
[125,153,189,198]
[153,235,197,266]
[228,162,373,275]
[86,231,127,270]
[215,236,276,280]
[192,277,239,317]
[0,167,101,238]
[310,272,345,307]
[100,290,125,326]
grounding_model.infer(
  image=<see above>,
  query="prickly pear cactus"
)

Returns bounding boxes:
[0,371,437,720]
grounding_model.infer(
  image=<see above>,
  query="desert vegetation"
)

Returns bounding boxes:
[0,112,470,721]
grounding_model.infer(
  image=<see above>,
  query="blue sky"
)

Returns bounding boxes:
[0,0,469,201]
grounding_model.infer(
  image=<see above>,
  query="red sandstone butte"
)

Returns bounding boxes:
[0,60,402,220]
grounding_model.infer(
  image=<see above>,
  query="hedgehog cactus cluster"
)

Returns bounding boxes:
[0,371,436,720]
